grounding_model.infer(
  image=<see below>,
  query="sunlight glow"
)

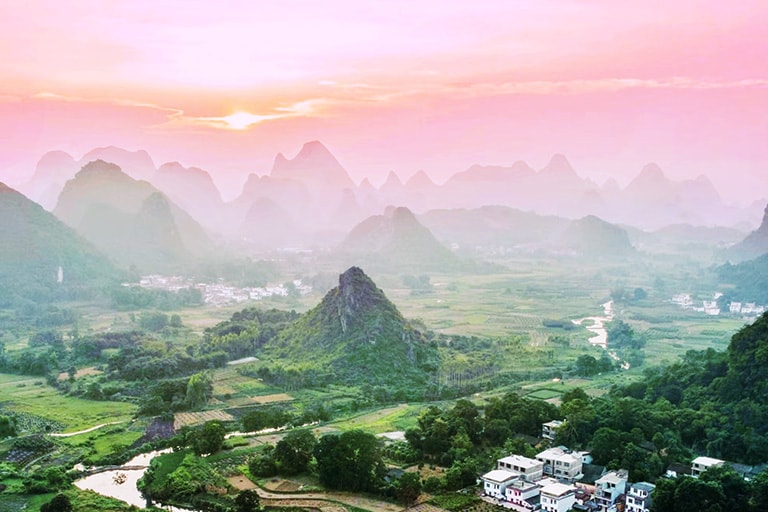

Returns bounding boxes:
[221,111,272,130]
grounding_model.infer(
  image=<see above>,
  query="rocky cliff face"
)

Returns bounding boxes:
[731,203,768,260]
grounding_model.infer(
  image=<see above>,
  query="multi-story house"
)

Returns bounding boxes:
[541,420,564,441]
[536,447,584,482]
[497,454,544,482]
[540,482,577,512]
[504,478,543,509]
[594,469,628,511]
[691,456,725,477]
[481,469,519,499]
[625,482,655,512]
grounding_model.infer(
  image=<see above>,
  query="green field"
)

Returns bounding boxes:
[0,373,136,432]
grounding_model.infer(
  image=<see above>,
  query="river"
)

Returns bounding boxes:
[74,450,193,511]
[571,300,614,348]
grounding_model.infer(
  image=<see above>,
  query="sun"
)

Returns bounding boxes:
[221,111,269,130]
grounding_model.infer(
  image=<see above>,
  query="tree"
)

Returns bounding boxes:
[192,420,226,456]
[0,415,16,438]
[235,489,261,512]
[248,447,277,477]
[315,430,385,492]
[752,468,768,510]
[40,493,73,512]
[274,429,317,475]
[186,371,213,409]
[396,472,422,506]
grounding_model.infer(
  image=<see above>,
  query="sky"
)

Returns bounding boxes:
[1,0,766,203]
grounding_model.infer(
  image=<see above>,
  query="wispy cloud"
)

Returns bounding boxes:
[172,98,330,130]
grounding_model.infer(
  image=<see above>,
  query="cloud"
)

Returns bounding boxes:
[168,98,330,131]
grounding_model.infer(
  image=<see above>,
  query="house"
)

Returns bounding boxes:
[691,456,725,477]
[593,469,628,511]
[665,462,691,478]
[536,447,584,482]
[481,469,519,499]
[498,454,544,482]
[625,482,655,512]
[540,482,577,512]
[504,477,543,509]
[542,420,564,441]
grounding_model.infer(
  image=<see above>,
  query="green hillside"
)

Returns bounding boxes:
[267,266,440,390]
[0,182,120,306]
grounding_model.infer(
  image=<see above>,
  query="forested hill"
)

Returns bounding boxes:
[268,266,440,390]
[716,253,768,305]
[621,310,768,463]
[0,182,120,306]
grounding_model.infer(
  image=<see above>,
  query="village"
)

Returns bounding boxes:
[130,275,313,306]
[478,420,763,512]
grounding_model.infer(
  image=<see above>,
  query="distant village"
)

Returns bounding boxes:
[480,420,764,512]
[670,293,765,319]
[129,275,313,306]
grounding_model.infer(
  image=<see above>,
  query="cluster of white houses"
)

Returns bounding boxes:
[480,421,735,512]
[481,450,641,512]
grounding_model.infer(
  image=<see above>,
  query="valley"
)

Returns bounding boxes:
[1,142,768,512]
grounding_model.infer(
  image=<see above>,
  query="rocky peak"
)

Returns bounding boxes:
[541,153,576,176]
[335,266,392,333]
[270,140,353,188]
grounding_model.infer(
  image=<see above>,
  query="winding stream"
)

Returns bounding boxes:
[74,450,193,511]
[571,300,614,348]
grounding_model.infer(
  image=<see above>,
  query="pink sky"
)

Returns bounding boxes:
[1,0,766,203]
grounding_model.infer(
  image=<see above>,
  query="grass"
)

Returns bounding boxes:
[0,373,136,432]
[524,388,563,400]
[330,404,425,434]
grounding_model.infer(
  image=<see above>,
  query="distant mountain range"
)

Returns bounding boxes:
[19,140,762,255]
[53,160,214,273]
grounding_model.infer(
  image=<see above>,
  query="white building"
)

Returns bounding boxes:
[497,454,544,482]
[504,478,542,509]
[594,469,628,511]
[540,482,577,512]
[691,456,725,477]
[481,469,519,499]
[542,420,564,441]
[625,482,655,512]
[536,447,584,482]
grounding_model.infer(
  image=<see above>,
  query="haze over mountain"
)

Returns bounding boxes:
[338,206,461,271]
[0,181,119,305]
[53,160,214,272]
[730,203,768,261]
[18,141,762,257]
[153,161,225,231]
[556,215,635,258]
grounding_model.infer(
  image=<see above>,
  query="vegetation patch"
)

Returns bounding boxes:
[173,410,235,430]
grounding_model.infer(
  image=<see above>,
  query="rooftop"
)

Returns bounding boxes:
[541,482,576,498]
[692,456,725,466]
[482,469,519,484]
[499,454,542,469]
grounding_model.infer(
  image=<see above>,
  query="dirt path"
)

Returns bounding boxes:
[253,486,414,512]
[48,421,122,437]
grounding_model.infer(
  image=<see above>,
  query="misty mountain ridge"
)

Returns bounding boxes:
[53,160,214,272]
[729,203,768,261]
[339,206,463,271]
[21,141,762,254]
